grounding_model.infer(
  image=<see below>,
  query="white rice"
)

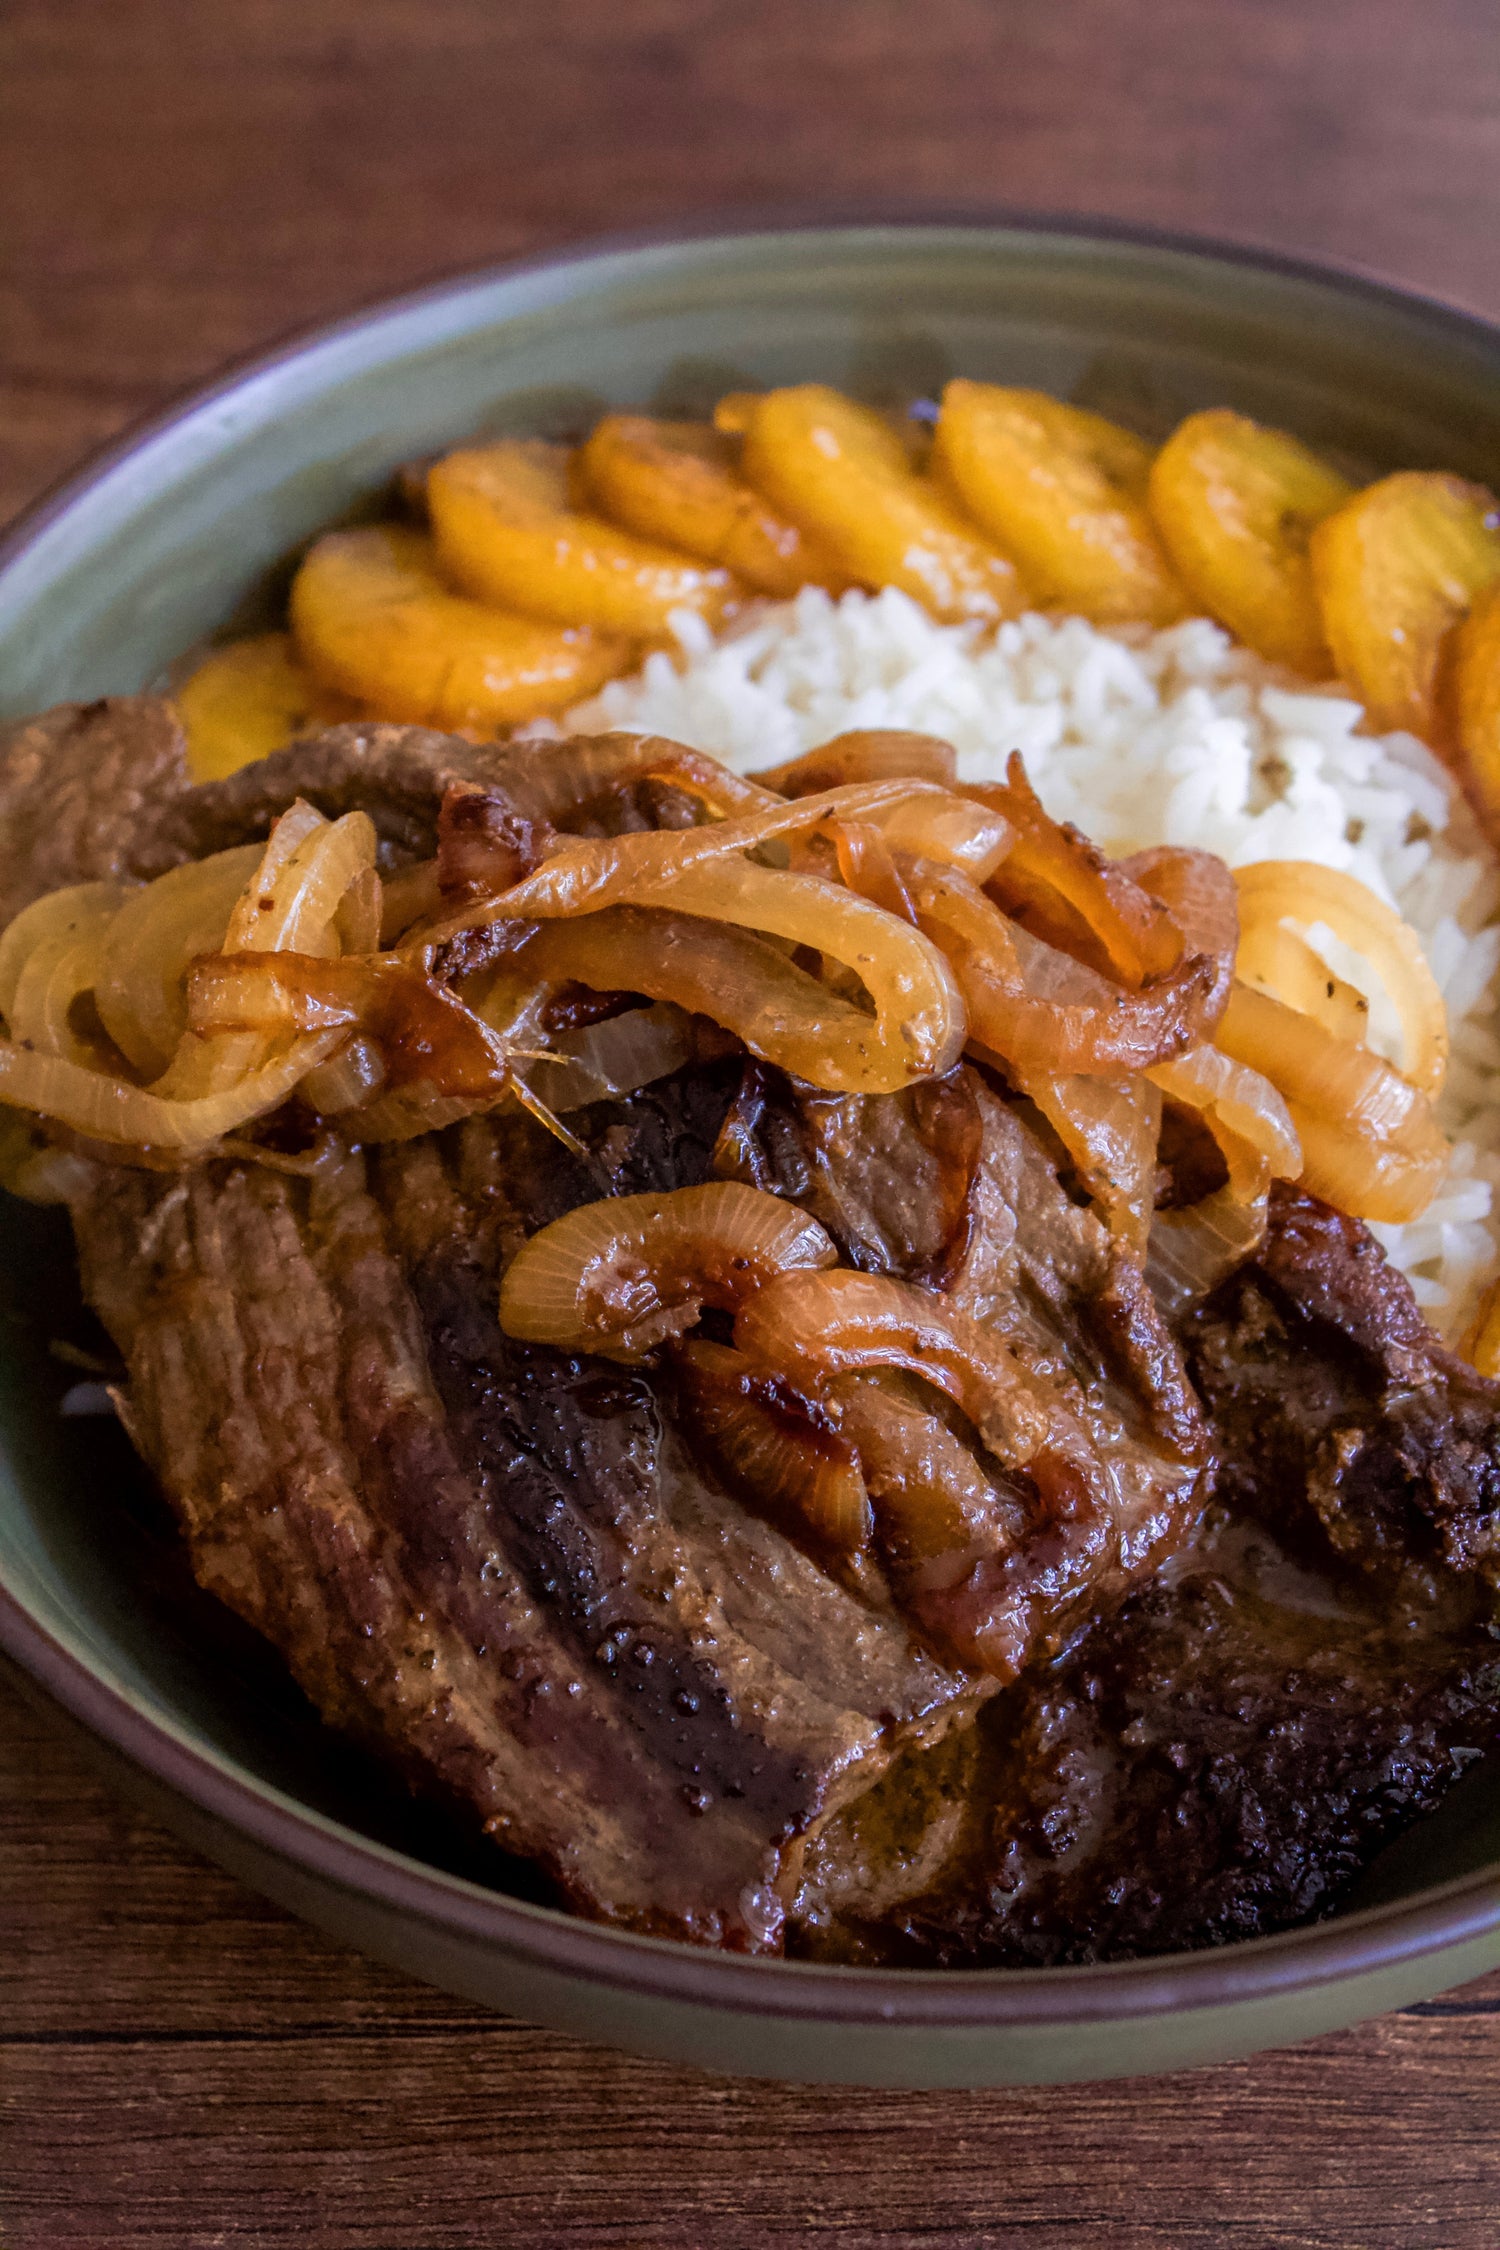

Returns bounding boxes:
[565,587,1500,1338]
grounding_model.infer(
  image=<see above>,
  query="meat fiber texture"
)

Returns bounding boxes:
[9,695,1500,1963]
[794,1185,1500,1965]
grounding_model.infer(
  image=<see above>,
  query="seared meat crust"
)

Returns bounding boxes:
[794,1186,1500,1964]
[70,1070,991,1951]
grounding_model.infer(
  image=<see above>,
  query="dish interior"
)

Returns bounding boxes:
[9,220,1500,1945]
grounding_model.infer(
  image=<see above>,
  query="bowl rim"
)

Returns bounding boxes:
[6,202,1500,2031]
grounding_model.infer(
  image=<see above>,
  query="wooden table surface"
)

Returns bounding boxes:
[6,1,1500,2241]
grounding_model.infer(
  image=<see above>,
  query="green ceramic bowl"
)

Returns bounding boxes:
[6,214,1500,2088]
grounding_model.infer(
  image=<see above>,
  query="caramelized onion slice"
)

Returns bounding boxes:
[502,730,782,824]
[974,755,1184,986]
[1233,859,1448,1097]
[908,861,1229,1077]
[93,847,263,1076]
[1125,844,1240,962]
[1145,1184,1271,1318]
[734,1267,1060,1466]
[431,784,968,1095]
[442,775,946,926]
[1215,982,1448,1223]
[755,731,959,795]
[1022,1069,1162,1248]
[0,883,133,1070]
[1236,917,1370,1045]
[499,1181,839,1360]
[828,1375,1048,1680]
[225,803,378,956]
[482,905,951,1096]
[0,1030,343,1153]
[187,951,515,1100]
[870,791,1012,882]
[676,1340,872,1559]
[1147,1045,1301,1197]
[532,1005,693,1112]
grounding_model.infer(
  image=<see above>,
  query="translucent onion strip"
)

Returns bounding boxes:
[1145,1185,1271,1318]
[905,860,1229,1077]
[503,730,782,822]
[1236,917,1370,1045]
[754,730,959,796]
[499,1181,839,1359]
[1021,1069,1163,1247]
[1147,1045,1301,1197]
[0,1030,344,1152]
[1215,981,1448,1223]
[974,754,1184,986]
[1233,858,1448,1096]
[435,780,969,1094]
[735,1268,1065,1469]
[676,1339,873,1559]
[0,884,132,1069]
[94,847,263,1076]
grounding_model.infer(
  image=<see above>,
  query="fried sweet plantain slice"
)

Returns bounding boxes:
[578,414,847,596]
[1451,579,1500,840]
[427,437,739,637]
[740,384,1027,624]
[1149,409,1354,673]
[713,392,762,437]
[289,524,630,731]
[175,632,360,781]
[933,382,1184,625]
[1310,470,1500,736]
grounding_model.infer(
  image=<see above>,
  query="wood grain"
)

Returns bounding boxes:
[6,1675,1500,2250]
[6,1,1500,2242]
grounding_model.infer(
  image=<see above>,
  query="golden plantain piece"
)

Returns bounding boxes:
[712,392,761,437]
[578,414,848,596]
[740,384,1027,624]
[175,632,360,781]
[1451,579,1500,841]
[932,381,1184,625]
[1149,410,1354,674]
[1310,470,1500,738]
[289,524,631,732]
[427,437,740,637]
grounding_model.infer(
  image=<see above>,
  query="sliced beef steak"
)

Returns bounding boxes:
[1185,1180,1500,1595]
[792,1186,1500,1964]
[0,697,191,927]
[794,1511,1500,1965]
[68,1067,992,1951]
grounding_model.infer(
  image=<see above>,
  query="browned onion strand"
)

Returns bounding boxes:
[187,950,515,1099]
[1021,1069,1162,1248]
[415,776,950,940]
[498,1181,839,1359]
[733,1266,1091,1477]
[907,860,1229,1077]
[676,1340,873,1559]
[1215,981,1448,1223]
[1146,1045,1300,1199]
[1233,859,1448,1097]
[753,730,959,796]
[972,753,1184,987]
[1145,1184,1271,1317]
[502,730,784,823]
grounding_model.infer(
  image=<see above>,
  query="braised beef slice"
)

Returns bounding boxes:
[792,1186,1500,1964]
[0,697,190,926]
[794,1515,1499,1966]
[1185,1180,1500,1591]
[68,1066,990,1952]
[712,1060,983,1282]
